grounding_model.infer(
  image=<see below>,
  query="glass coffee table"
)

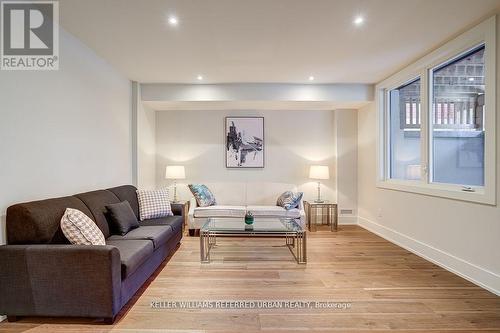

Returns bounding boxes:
[200,217,306,264]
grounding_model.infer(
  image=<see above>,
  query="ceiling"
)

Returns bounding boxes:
[59,0,500,84]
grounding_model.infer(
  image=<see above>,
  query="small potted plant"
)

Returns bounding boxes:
[245,211,254,225]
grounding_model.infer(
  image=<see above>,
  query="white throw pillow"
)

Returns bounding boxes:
[136,189,173,221]
[60,208,105,245]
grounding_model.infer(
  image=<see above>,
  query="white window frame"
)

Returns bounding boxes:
[376,16,496,205]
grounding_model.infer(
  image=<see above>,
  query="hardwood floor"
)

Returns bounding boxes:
[1,225,499,332]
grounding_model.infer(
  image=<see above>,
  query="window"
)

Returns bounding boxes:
[431,46,485,187]
[376,17,496,204]
[389,78,421,180]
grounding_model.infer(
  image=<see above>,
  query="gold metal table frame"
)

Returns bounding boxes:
[199,219,307,264]
[304,201,338,231]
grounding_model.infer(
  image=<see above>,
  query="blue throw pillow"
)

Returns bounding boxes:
[188,184,217,207]
[277,191,303,210]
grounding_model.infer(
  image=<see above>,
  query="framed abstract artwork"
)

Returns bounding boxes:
[225,117,264,168]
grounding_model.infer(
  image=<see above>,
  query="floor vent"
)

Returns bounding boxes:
[340,209,354,215]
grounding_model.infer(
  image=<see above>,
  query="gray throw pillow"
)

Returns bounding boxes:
[106,201,140,235]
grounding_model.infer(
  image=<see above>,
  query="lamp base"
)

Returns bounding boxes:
[172,181,178,203]
[314,181,325,203]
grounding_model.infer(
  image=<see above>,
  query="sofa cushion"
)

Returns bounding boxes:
[105,201,139,236]
[74,190,122,238]
[60,208,106,245]
[106,239,154,279]
[107,185,140,220]
[247,206,300,219]
[140,216,184,234]
[247,205,301,219]
[136,189,173,221]
[107,225,173,249]
[194,205,246,218]
[285,209,301,219]
[6,196,94,244]
[247,205,287,217]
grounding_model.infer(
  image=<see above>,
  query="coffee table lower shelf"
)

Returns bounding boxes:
[200,229,307,264]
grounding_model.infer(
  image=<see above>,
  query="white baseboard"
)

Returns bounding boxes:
[339,216,358,225]
[358,216,500,296]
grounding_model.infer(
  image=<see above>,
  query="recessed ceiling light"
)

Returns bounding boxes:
[468,77,475,81]
[308,76,315,81]
[353,15,364,26]
[197,75,203,81]
[168,15,179,27]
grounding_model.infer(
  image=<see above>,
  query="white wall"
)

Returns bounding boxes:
[155,110,338,204]
[335,110,358,224]
[136,87,157,189]
[141,83,373,103]
[0,28,132,245]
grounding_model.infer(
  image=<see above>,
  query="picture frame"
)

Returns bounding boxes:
[225,116,264,168]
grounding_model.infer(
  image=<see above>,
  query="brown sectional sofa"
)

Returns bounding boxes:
[0,185,183,323]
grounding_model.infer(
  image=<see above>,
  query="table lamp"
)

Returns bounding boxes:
[165,165,185,203]
[309,165,330,203]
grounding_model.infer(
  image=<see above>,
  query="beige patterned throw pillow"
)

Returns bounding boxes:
[61,208,105,245]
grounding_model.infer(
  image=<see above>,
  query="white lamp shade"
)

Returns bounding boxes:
[165,165,185,179]
[309,165,330,180]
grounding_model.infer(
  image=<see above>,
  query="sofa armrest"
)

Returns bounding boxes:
[298,199,306,229]
[298,198,305,211]
[0,244,121,319]
[187,197,198,229]
[170,202,184,216]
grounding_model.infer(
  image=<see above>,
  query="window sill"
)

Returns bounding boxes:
[376,179,495,205]
[403,130,484,138]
